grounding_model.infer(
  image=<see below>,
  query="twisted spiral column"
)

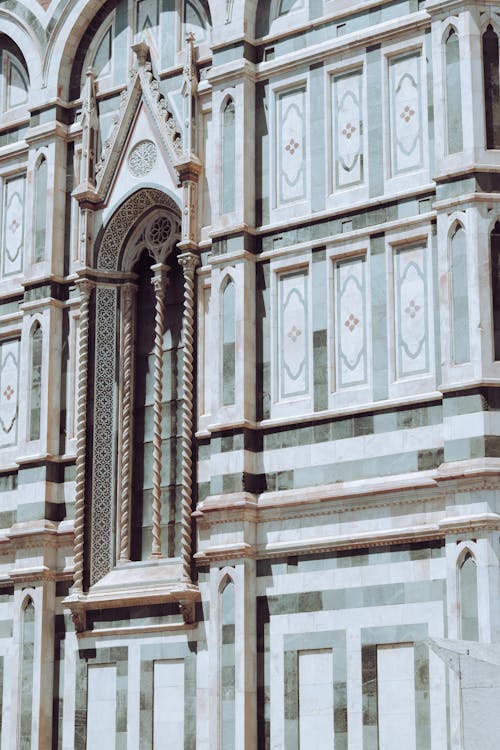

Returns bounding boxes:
[150,264,169,558]
[118,283,137,562]
[178,252,199,582]
[73,279,93,594]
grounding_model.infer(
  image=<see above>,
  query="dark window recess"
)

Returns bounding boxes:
[483,25,500,149]
[491,222,500,360]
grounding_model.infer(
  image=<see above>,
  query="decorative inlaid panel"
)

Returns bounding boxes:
[335,256,367,388]
[91,286,117,584]
[277,88,306,206]
[333,70,363,189]
[390,53,423,175]
[394,244,429,378]
[279,269,309,399]
[2,174,25,277]
[0,339,19,448]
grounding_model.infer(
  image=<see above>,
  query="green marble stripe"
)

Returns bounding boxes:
[256,540,444,577]
[370,233,388,400]
[263,579,445,617]
[366,45,384,198]
[444,436,500,462]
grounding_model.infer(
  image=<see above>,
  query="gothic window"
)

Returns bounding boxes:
[92,25,112,80]
[136,0,159,33]
[29,324,42,441]
[450,224,469,364]
[445,29,463,154]
[221,277,236,406]
[34,157,47,262]
[184,0,211,43]
[491,221,500,360]
[220,578,235,750]
[459,552,479,640]
[221,98,236,214]
[483,25,500,149]
[0,41,29,113]
[19,598,35,749]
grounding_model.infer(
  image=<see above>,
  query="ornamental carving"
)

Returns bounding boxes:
[128,140,157,177]
[96,188,179,270]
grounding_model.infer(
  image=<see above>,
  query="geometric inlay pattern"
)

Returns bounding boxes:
[279,269,309,399]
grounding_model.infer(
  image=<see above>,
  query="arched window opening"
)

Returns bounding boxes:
[184,0,211,42]
[129,247,183,562]
[93,25,112,80]
[491,221,500,360]
[0,38,29,113]
[221,98,236,214]
[19,598,35,749]
[222,278,236,406]
[220,578,235,750]
[34,157,47,262]
[450,224,469,364]
[459,552,479,640]
[483,25,500,149]
[29,324,42,441]
[277,0,303,17]
[445,29,463,154]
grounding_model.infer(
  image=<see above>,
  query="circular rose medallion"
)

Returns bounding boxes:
[128,140,157,177]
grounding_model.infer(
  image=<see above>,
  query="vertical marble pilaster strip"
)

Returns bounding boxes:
[118,283,137,563]
[178,252,199,581]
[150,265,168,559]
[370,235,388,401]
[366,44,383,198]
[73,280,92,593]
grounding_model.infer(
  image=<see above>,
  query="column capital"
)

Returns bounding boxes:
[178,252,200,277]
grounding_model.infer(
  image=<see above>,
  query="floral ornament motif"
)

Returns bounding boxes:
[285,138,299,155]
[3,385,14,401]
[128,139,158,177]
[9,218,20,233]
[344,313,360,332]
[287,325,302,342]
[400,105,415,123]
[342,123,356,140]
[405,299,421,318]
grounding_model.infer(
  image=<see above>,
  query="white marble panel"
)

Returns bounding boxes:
[335,255,367,388]
[333,70,363,188]
[278,269,309,399]
[377,644,416,750]
[277,88,306,206]
[390,53,422,175]
[86,664,116,749]
[0,339,19,448]
[298,650,334,750]
[153,660,184,750]
[2,174,25,277]
[394,244,428,378]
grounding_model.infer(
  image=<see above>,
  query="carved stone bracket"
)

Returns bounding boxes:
[179,599,196,625]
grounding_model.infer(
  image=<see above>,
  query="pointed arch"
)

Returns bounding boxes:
[19,595,35,748]
[221,274,236,406]
[458,550,479,640]
[221,96,236,215]
[28,321,43,441]
[445,27,463,154]
[491,220,500,360]
[0,34,30,113]
[219,574,235,750]
[33,154,48,262]
[483,24,500,149]
[449,221,469,364]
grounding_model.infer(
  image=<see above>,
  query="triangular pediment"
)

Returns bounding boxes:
[76,43,184,206]
[102,103,181,222]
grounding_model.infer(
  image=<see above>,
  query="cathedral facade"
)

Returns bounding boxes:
[0,0,498,747]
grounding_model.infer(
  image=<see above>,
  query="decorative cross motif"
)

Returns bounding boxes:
[342,123,356,140]
[285,138,299,155]
[400,105,415,123]
[3,385,14,401]
[344,313,360,332]
[287,325,302,342]
[405,299,421,318]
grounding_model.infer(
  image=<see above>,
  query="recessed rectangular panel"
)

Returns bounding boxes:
[153,660,185,750]
[298,650,333,750]
[86,665,116,749]
[377,644,416,750]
